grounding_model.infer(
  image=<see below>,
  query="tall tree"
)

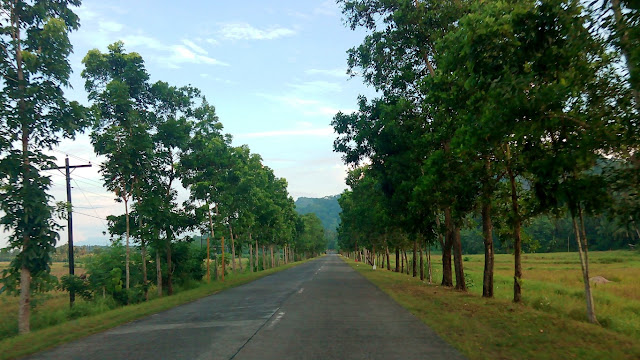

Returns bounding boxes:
[0,0,85,333]
[82,42,153,291]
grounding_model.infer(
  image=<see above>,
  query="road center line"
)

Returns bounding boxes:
[267,312,285,329]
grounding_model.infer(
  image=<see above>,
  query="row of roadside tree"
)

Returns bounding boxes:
[0,1,325,335]
[333,0,639,326]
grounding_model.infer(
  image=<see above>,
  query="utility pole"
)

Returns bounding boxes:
[55,157,91,307]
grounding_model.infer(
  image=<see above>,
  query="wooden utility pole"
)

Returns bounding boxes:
[53,157,91,307]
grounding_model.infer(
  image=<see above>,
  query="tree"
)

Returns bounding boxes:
[335,0,473,290]
[0,0,85,333]
[434,0,629,313]
[82,42,153,291]
[146,81,197,295]
[180,99,232,279]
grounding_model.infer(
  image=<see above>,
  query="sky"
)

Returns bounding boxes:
[1,0,375,247]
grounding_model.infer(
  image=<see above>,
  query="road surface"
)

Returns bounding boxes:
[27,255,465,360]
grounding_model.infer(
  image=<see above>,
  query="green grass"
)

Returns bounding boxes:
[0,258,313,360]
[346,251,640,359]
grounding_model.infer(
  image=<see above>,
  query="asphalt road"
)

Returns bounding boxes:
[27,255,465,360]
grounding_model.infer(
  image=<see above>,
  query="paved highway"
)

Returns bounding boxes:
[27,255,465,360]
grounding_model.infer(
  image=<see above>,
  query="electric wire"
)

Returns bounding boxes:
[72,211,107,221]
[73,179,108,229]
[52,149,94,164]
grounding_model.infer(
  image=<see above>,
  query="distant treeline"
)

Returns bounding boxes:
[461,213,637,255]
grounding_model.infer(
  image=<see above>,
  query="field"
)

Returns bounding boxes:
[0,262,88,341]
[461,251,640,337]
[347,250,640,359]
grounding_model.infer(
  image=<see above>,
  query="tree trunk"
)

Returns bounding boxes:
[395,248,400,272]
[420,241,424,281]
[270,245,275,268]
[141,239,147,300]
[452,225,466,291]
[386,246,391,271]
[18,266,30,334]
[404,250,409,275]
[166,231,173,296]
[213,257,218,280]
[207,237,211,281]
[508,166,522,303]
[17,20,31,334]
[262,245,267,270]
[255,238,259,271]
[207,204,215,280]
[372,246,376,269]
[229,224,236,272]
[427,242,432,284]
[249,237,253,273]
[401,248,404,273]
[575,206,599,324]
[441,210,453,287]
[221,236,225,281]
[140,216,148,300]
[482,199,494,298]
[238,238,243,272]
[125,198,130,290]
[156,250,162,296]
[413,240,418,277]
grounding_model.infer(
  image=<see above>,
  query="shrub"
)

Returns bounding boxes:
[59,274,93,301]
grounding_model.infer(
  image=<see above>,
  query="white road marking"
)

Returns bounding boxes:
[267,311,285,329]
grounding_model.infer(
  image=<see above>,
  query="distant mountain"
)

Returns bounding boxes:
[295,195,341,231]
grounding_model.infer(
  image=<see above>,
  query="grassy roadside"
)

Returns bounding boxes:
[343,256,640,360]
[0,258,314,360]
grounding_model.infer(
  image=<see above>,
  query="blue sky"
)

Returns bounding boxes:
[1,0,374,247]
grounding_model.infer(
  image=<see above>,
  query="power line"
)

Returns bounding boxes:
[45,169,105,189]
[71,173,105,186]
[73,211,107,221]
[72,187,116,200]
[52,149,94,164]
[73,179,108,229]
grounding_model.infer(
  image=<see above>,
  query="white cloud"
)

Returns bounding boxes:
[121,35,229,68]
[99,20,124,32]
[258,93,355,117]
[206,38,219,46]
[182,39,208,55]
[306,68,348,78]
[258,93,320,107]
[239,127,334,138]
[75,6,98,21]
[297,121,314,128]
[121,34,165,50]
[218,22,296,41]
[288,80,342,94]
[314,0,339,17]
[287,10,311,19]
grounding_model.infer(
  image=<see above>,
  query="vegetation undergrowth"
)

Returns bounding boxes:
[343,256,640,360]
[0,258,315,360]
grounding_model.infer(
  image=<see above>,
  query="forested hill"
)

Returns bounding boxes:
[295,195,341,231]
